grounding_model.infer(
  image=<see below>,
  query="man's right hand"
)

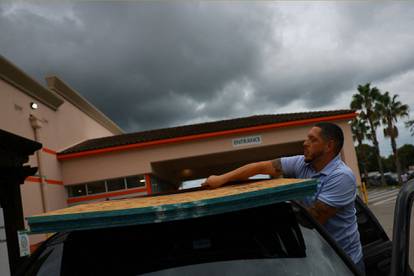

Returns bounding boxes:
[202,175,228,189]
[201,160,282,190]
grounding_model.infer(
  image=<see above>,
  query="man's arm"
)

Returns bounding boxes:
[202,159,283,189]
[306,200,338,225]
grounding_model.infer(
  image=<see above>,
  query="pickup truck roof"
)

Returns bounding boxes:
[27,178,317,234]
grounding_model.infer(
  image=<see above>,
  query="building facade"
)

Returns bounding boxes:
[1,55,123,245]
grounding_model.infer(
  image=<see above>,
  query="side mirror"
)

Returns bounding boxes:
[390,179,414,276]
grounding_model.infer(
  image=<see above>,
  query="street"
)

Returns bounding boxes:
[366,186,414,267]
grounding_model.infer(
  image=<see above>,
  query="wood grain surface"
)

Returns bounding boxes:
[32,178,307,217]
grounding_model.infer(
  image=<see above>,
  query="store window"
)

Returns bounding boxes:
[106,178,126,192]
[86,181,106,195]
[125,175,146,188]
[68,174,147,198]
[68,185,87,197]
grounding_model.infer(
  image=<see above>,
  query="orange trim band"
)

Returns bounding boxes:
[67,187,147,204]
[42,147,57,155]
[45,179,64,185]
[145,174,152,195]
[58,113,357,160]
[26,176,64,185]
[26,176,41,183]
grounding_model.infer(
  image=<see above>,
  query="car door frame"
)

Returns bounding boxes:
[355,195,393,276]
[390,179,414,276]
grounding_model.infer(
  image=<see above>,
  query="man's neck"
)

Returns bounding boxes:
[311,154,336,172]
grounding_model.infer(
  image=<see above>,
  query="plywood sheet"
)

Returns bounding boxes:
[27,178,317,234]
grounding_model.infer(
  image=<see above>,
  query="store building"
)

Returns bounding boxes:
[59,109,360,206]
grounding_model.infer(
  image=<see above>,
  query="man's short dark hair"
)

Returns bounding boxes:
[314,122,344,155]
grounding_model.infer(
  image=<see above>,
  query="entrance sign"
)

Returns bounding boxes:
[232,135,262,147]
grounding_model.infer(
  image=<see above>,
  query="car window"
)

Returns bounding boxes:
[354,196,389,245]
[22,242,64,276]
[143,226,353,276]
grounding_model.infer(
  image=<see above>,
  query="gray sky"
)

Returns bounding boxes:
[1,1,413,156]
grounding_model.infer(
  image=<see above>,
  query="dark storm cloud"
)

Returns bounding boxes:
[251,2,414,110]
[0,2,276,130]
[1,2,414,134]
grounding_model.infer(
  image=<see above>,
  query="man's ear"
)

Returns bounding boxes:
[327,139,336,153]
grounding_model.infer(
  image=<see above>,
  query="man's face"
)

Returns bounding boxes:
[303,127,328,163]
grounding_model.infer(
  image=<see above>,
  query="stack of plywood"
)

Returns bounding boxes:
[27,178,317,234]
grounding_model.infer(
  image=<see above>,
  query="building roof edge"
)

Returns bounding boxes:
[58,110,356,160]
[45,76,123,135]
[0,55,64,110]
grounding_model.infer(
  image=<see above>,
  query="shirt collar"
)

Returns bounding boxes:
[319,154,341,176]
[305,154,341,176]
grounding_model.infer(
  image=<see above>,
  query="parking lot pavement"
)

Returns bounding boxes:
[367,186,400,207]
[366,185,414,268]
[366,186,400,239]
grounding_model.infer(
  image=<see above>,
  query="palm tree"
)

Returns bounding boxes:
[350,83,386,185]
[351,117,370,183]
[376,92,409,184]
[406,120,414,136]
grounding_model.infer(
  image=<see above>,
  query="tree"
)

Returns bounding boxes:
[351,83,386,185]
[398,144,414,171]
[406,120,414,136]
[382,155,395,172]
[376,91,409,183]
[350,118,370,181]
[355,144,378,172]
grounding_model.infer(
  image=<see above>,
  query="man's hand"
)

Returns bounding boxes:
[202,175,228,189]
[201,160,283,190]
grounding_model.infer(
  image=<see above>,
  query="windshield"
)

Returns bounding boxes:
[143,226,352,276]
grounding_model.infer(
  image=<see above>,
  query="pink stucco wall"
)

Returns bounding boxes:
[1,78,118,244]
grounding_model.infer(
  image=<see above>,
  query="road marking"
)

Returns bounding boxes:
[368,188,399,196]
[371,195,399,206]
[369,190,399,202]
[368,188,398,197]
[367,187,400,206]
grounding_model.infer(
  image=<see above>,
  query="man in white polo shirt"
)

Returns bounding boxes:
[202,122,364,274]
